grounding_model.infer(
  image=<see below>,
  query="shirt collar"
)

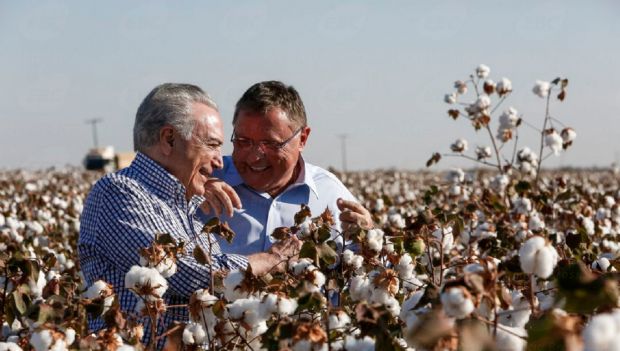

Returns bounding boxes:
[130,152,205,208]
[296,156,319,199]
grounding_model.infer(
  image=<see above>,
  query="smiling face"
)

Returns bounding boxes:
[232,107,310,197]
[168,102,224,198]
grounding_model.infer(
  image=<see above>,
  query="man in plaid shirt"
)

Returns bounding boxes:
[78,83,300,348]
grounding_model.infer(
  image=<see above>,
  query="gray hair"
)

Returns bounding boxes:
[133,83,218,152]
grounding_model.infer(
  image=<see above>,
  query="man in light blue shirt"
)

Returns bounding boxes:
[199,81,372,254]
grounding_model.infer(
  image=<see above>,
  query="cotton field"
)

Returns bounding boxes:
[2,65,620,351]
[1,165,620,350]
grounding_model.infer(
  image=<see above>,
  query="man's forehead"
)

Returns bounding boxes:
[235,107,296,131]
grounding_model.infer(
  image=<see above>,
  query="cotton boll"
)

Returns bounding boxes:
[26,221,44,236]
[605,195,616,207]
[454,80,468,94]
[328,310,351,330]
[532,80,550,98]
[64,328,75,346]
[342,250,363,271]
[450,139,468,153]
[30,330,53,351]
[528,213,546,231]
[561,127,577,144]
[495,325,527,351]
[29,271,46,300]
[373,198,385,212]
[444,93,457,104]
[124,266,168,301]
[544,130,563,156]
[449,185,461,196]
[365,229,384,252]
[259,293,279,316]
[475,95,491,110]
[512,197,532,215]
[476,146,493,160]
[518,236,559,279]
[592,257,613,272]
[277,297,298,316]
[432,226,454,254]
[497,107,519,141]
[483,80,496,94]
[441,287,474,319]
[388,213,406,229]
[370,289,401,317]
[473,222,497,239]
[0,341,22,351]
[476,64,490,79]
[228,297,265,333]
[582,217,595,236]
[83,280,115,315]
[491,174,510,194]
[259,293,297,317]
[349,275,371,302]
[290,258,315,276]
[582,313,620,351]
[301,269,326,294]
[299,218,313,238]
[446,169,465,184]
[396,254,415,280]
[518,242,541,275]
[182,322,207,345]
[64,259,75,270]
[344,335,375,351]
[496,78,513,96]
[499,290,531,329]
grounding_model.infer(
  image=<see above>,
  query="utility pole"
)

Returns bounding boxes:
[85,118,103,148]
[338,134,348,173]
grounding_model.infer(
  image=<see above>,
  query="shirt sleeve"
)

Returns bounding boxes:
[93,179,248,298]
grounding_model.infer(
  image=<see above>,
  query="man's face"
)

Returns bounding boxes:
[169,103,224,198]
[232,107,309,197]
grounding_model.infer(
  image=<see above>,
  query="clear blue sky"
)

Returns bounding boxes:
[1,1,619,170]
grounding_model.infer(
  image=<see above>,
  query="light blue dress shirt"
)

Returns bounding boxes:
[201,156,356,255]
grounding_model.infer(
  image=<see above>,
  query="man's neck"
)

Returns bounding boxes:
[267,160,302,198]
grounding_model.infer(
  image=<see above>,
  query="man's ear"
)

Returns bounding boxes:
[160,126,175,156]
[298,126,311,151]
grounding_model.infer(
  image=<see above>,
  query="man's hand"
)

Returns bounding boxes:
[270,235,303,260]
[248,236,302,275]
[201,178,241,217]
[337,198,373,230]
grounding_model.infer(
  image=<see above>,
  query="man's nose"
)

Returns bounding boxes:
[245,145,266,162]
[213,150,223,169]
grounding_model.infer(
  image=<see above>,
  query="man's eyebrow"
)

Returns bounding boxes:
[205,137,223,145]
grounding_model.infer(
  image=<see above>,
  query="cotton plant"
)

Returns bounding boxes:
[82,280,116,317]
[29,326,76,351]
[138,233,184,278]
[427,64,576,181]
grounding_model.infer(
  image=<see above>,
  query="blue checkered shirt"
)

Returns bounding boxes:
[78,152,248,347]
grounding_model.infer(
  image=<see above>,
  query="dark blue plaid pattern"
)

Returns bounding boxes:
[78,152,248,347]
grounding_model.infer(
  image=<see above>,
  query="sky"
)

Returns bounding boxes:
[1,0,619,171]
